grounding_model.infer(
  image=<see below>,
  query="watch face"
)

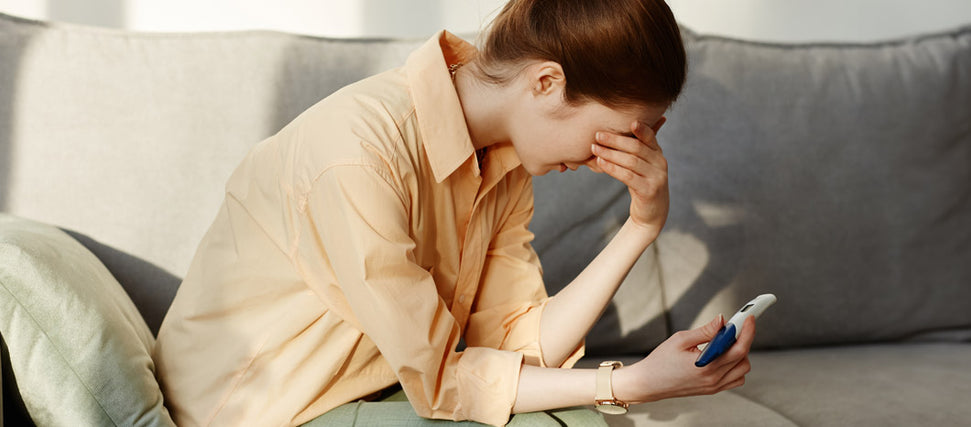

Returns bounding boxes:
[596,403,629,415]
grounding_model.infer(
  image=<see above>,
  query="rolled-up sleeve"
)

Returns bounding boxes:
[465,177,585,369]
[301,163,524,426]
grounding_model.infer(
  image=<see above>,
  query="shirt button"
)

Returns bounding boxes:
[458,295,467,304]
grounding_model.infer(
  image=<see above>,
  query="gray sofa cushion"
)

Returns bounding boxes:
[578,342,971,426]
[0,13,422,332]
[535,25,971,355]
[531,169,670,354]
[734,343,971,426]
[3,10,970,354]
[656,26,971,348]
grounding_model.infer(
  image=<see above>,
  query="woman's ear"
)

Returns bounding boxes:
[531,61,566,97]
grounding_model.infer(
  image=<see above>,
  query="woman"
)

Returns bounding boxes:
[154,0,755,425]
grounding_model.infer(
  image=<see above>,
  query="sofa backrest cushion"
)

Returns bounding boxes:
[2,11,969,352]
[655,26,971,349]
[0,13,421,332]
[536,25,971,354]
[531,169,671,354]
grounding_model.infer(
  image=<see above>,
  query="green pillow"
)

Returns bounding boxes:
[0,214,173,426]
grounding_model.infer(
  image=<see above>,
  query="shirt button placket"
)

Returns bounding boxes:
[454,216,485,329]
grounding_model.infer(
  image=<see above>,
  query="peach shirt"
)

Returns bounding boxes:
[153,31,583,427]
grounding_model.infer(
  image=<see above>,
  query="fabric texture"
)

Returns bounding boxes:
[580,342,971,426]
[3,11,970,426]
[531,169,670,355]
[534,24,971,355]
[0,214,173,426]
[655,25,971,348]
[302,389,607,427]
[0,12,423,333]
[734,343,971,426]
[2,330,37,426]
[153,32,582,427]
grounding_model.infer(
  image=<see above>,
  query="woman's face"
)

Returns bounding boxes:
[509,96,667,176]
[503,62,667,176]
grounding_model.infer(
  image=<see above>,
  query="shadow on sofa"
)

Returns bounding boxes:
[1,332,35,426]
[0,15,24,211]
[532,70,768,357]
[650,70,773,344]
[60,229,180,335]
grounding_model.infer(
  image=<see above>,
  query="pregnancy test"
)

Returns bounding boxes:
[695,294,777,367]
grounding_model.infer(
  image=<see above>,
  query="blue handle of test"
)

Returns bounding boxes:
[694,323,738,367]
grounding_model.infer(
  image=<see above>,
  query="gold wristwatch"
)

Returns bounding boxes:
[594,360,629,415]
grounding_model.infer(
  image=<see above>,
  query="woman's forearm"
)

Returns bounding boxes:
[539,216,660,366]
[512,365,597,413]
[515,315,758,415]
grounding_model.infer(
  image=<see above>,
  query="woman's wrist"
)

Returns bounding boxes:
[611,366,634,404]
[622,216,662,247]
[611,365,654,405]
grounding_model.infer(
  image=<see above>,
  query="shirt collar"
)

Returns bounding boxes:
[406,31,522,183]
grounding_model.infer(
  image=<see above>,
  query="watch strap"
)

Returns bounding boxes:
[595,361,629,414]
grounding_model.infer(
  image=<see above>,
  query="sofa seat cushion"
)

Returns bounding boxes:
[0,214,174,426]
[735,342,971,426]
[580,342,971,426]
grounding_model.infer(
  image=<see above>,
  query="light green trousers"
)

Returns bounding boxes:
[302,388,608,426]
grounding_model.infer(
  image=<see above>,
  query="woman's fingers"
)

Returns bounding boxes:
[590,116,668,177]
[706,316,756,371]
[652,116,667,134]
[596,129,648,155]
[719,372,748,392]
[726,316,757,362]
[595,155,637,185]
[676,314,726,351]
[594,129,667,174]
[590,117,671,232]
[632,118,665,153]
[705,317,755,393]
[592,144,646,175]
[622,317,754,403]
[708,356,751,394]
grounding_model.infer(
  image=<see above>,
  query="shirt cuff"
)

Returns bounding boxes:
[456,347,523,427]
[520,298,586,369]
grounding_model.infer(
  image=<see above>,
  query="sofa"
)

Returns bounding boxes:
[1,10,969,426]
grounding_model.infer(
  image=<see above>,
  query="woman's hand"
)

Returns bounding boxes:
[613,314,756,404]
[591,117,669,237]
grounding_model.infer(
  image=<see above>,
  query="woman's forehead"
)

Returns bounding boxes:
[598,103,666,131]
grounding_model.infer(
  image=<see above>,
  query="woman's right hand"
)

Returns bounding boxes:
[614,314,756,404]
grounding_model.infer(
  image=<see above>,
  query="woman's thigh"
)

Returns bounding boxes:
[302,390,607,426]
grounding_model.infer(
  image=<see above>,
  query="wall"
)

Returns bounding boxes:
[1,0,969,42]
[668,0,971,43]
[0,0,507,38]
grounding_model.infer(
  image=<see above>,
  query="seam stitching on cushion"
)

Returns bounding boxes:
[0,277,119,425]
[682,23,971,49]
[530,185,628,256]
[653,242,673,338]
[727,390,803,427]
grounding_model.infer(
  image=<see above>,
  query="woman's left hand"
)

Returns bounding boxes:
[590,117,669,237]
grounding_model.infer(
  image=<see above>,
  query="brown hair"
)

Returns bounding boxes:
[476,0,686,108]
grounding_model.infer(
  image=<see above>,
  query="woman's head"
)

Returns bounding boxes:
[475,0,686,109]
